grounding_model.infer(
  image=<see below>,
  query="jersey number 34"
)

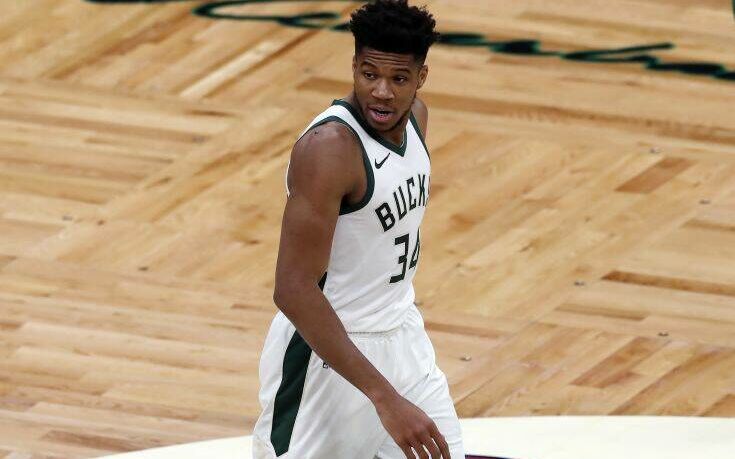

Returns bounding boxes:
[389,229,421,283]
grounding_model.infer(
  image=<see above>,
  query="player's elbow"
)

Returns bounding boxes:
[273,274,324,312]
[272,286,289,309]
[272,281,304,310]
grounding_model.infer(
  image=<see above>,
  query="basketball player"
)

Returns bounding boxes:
[252,1,464,458]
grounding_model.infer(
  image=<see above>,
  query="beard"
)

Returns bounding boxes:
[389,101,413,132]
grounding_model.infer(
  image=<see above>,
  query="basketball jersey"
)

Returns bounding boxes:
[284,99,431,333]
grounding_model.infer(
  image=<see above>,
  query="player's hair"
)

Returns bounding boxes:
[349,0,440,65]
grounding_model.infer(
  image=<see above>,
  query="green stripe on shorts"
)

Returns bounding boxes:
[270,271,326,455]
[270,330,312,456]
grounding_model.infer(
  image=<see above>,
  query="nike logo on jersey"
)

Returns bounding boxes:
[374,153,390,169]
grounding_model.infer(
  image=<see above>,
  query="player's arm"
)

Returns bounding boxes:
[272,123,399,405]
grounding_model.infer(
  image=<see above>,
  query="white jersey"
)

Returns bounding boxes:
[285,99,431,332]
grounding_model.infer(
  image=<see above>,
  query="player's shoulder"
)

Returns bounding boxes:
[411,96,428,137]
[288,119,360,195]
[411,96,428,115]
[294,119,360,159]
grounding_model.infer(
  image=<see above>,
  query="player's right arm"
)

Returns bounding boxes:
[273,122,399,404]
[272,123,451,459]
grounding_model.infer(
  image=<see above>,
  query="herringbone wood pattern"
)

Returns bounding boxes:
[0,0,734,457]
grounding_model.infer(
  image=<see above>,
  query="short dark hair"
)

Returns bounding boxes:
[349,0,440,65]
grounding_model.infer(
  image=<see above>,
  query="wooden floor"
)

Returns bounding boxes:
[1,0,734,457]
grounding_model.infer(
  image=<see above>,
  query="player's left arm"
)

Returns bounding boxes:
[411,96,428,140]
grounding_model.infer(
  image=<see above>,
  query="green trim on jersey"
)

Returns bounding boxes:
[297,115,374,215]
[409,111,431,161]
[331,99,408,157]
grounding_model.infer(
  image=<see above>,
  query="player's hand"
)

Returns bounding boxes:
[373,392,451,458]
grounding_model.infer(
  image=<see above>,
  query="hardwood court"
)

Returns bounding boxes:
[1,0,734,457]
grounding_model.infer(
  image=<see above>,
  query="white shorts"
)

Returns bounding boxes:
[251,303,465,459]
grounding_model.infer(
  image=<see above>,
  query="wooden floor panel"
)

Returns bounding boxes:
[0,0,734,456]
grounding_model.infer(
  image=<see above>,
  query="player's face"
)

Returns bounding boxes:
[352,47,427,133]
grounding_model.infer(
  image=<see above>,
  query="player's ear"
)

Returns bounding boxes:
[352,55,357,74]
[417,65,428,90]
